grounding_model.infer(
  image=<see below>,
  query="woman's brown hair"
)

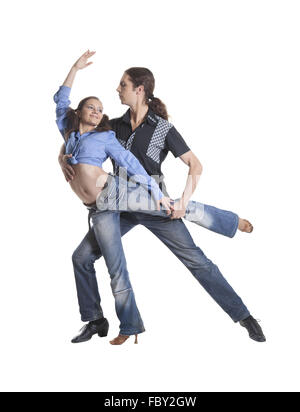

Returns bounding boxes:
[125,68,169,120]
[64,96,111,141]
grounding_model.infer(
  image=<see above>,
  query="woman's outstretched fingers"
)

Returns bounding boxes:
[84,50,96,58]
[74,50,96,70]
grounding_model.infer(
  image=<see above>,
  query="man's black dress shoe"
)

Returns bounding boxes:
[239,315,266,342]
[71,318,109,343]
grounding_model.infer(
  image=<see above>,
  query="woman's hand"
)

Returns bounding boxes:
[170,198,187,220]
[157,197,174,215]
[62,50,96,88]
[58,153,75,182]
[73,50,96,71]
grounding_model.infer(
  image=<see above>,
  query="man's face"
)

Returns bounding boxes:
[116,73,137,106]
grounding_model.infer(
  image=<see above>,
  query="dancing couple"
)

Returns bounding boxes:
[54,50,266,345]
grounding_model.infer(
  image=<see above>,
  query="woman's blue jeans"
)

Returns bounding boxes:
[73,207,145,336]
[96,175,239,238]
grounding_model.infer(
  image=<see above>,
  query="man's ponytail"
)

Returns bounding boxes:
[148,97,168,120]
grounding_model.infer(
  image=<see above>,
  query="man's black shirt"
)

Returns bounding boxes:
[109,108,190,195]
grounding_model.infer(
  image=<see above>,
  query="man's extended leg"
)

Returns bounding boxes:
[134,213,265,341]
[134,213,250,322]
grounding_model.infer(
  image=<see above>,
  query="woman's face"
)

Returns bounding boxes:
[117,74,137,106]
[79,98,103,126]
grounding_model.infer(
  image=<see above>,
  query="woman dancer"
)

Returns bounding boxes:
[54,51,173,345]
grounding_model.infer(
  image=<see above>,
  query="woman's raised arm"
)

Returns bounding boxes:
[56,50,96,181]
[54,50,96,135]
[63,50,96,88]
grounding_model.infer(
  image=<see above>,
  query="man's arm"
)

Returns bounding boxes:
[171,150,203,219]
[58,144,75,182]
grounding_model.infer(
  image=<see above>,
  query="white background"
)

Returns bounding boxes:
[0,0,299,392]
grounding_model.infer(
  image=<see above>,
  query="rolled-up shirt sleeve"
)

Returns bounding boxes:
[105,132,164,201]
[53,85,71,140]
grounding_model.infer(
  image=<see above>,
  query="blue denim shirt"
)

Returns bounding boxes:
[54,86,163,201]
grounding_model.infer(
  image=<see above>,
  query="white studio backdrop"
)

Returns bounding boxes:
[0,0,299,392]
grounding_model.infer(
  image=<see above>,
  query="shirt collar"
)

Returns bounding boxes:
[75,129,98,138]
[146,109,159,126]
[121,109,131,125]
[121,108,158,127]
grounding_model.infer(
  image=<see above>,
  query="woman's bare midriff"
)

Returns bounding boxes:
[69,163,109,204]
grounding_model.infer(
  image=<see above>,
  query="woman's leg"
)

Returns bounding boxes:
[97,175,239,238]
[182,200,239,238]
[90,208,145,336]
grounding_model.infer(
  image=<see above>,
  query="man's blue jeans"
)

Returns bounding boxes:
[97,175,239,238]
[73,194,250,324]
[72,208,145,335]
